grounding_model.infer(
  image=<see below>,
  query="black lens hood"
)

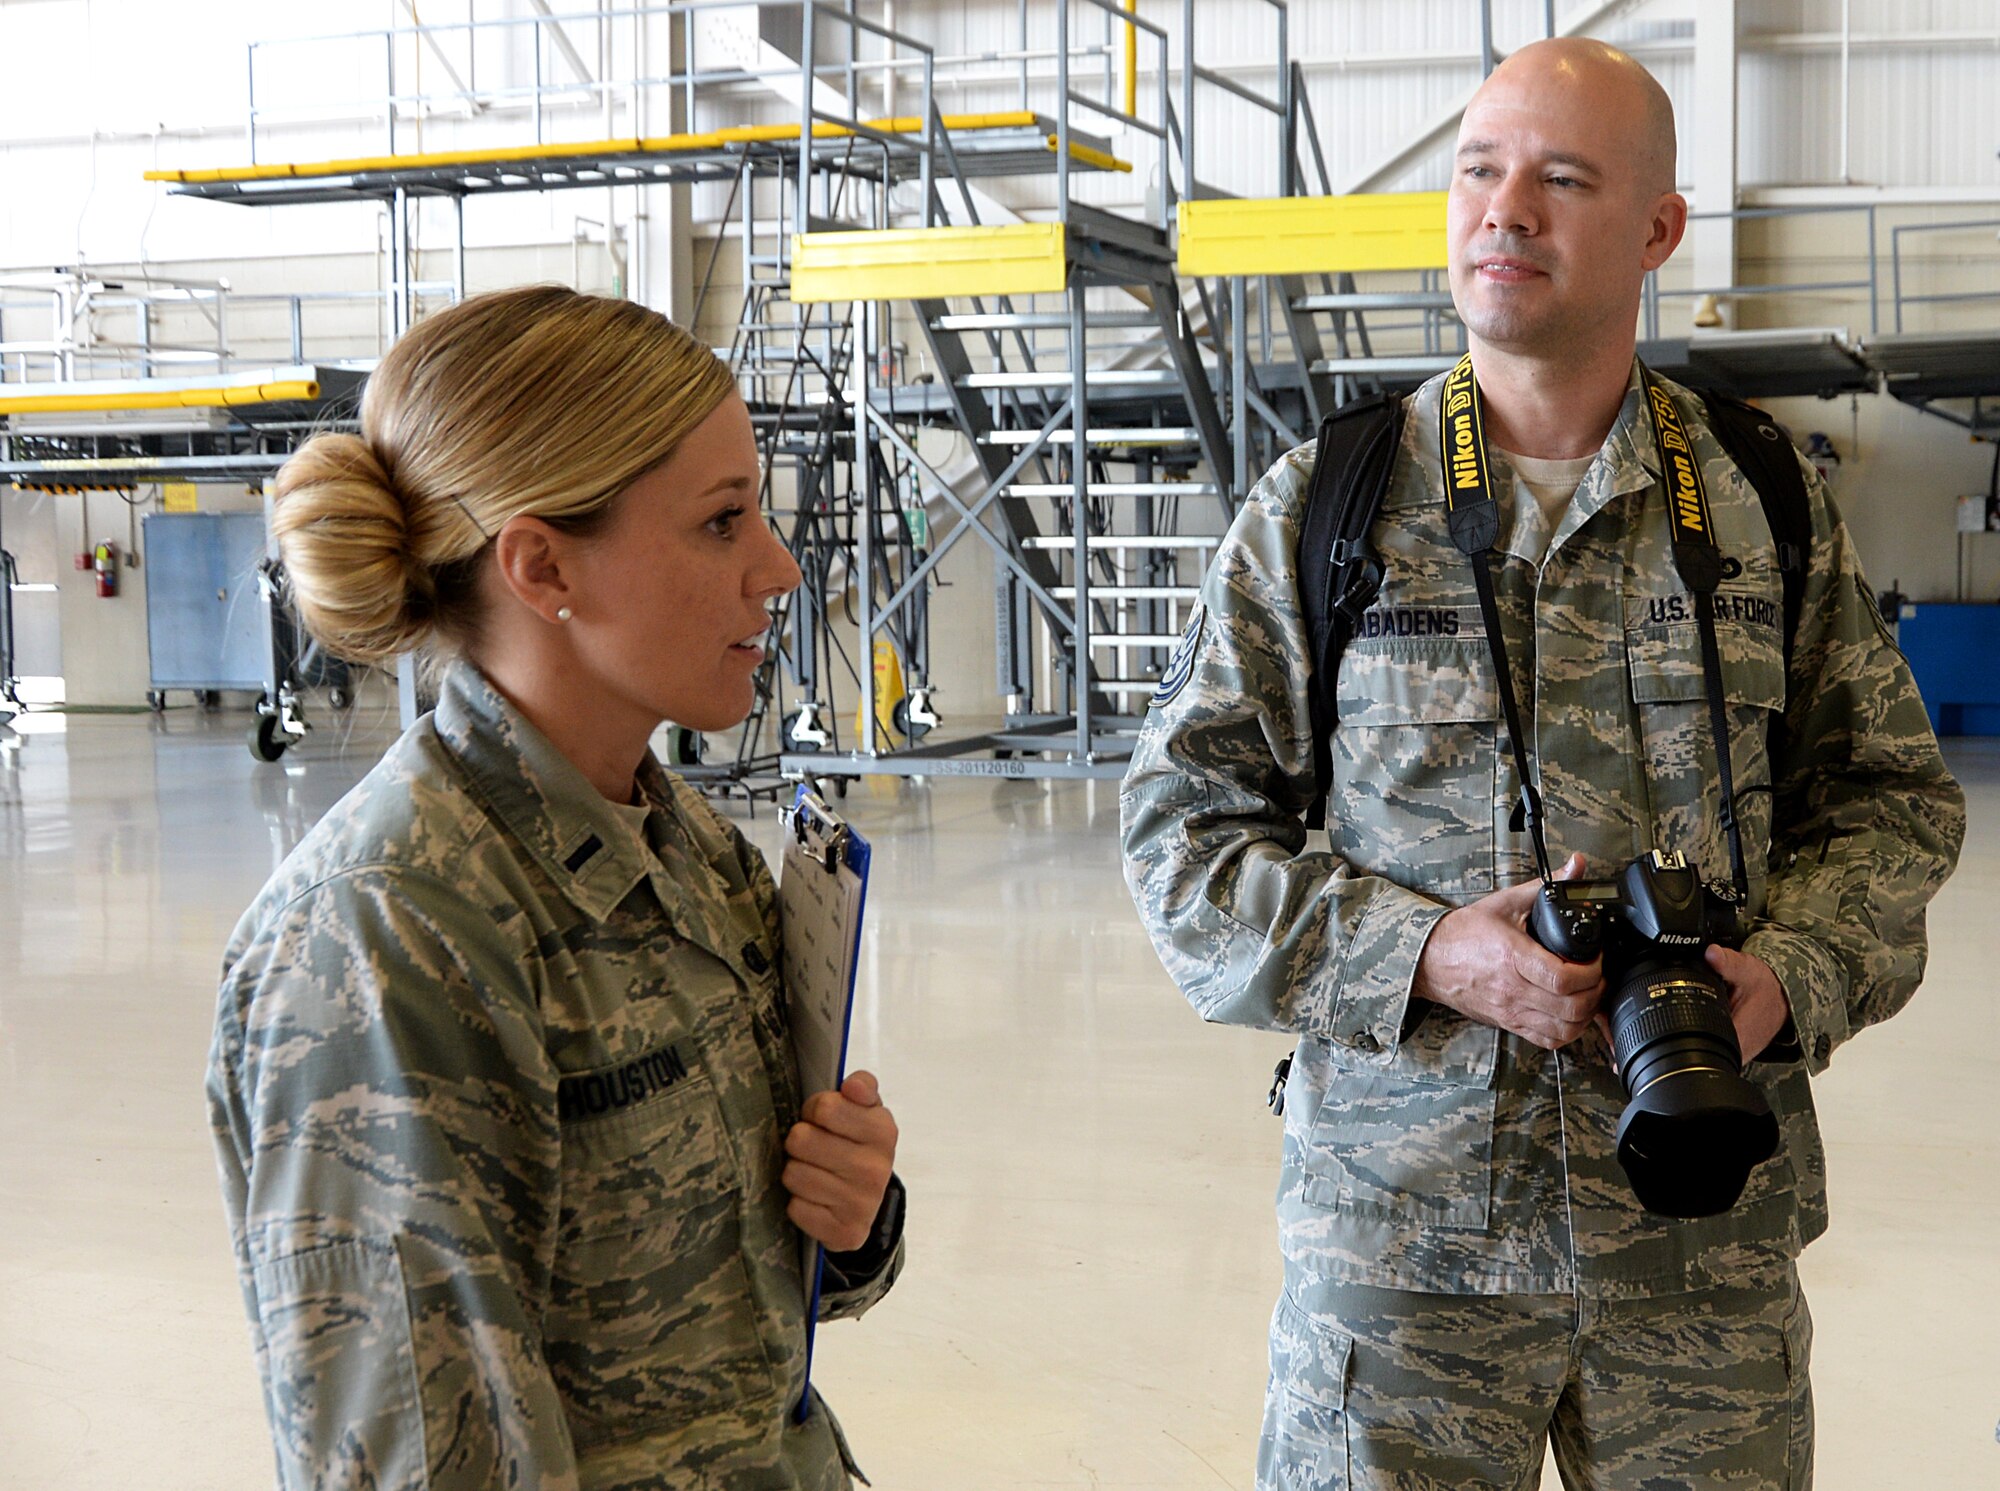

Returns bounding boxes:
[1614,1067,1781,1219]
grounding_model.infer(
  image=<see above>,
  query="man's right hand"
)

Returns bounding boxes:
[1413,853,1606,1050]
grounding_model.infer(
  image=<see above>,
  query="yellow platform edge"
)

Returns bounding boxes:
[143,112,1060,186]
[0,379,320,415]
[1177,192,1449,276]
[1055,139,1133,174]
[790,223,1068,304]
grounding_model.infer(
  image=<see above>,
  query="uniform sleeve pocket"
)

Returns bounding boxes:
[1266,1293,1350,1491]
[252,1237,427,1489]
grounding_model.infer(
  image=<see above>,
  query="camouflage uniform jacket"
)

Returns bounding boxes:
[209,663,903,1490]
[1122,362,1964,1298]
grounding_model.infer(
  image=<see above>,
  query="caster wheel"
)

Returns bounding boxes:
[328,686,352,711]
[200,690,221,712]
[891,699,932,740]
[146,690,165,713]
[832,778,848,799]
[249,716,289,762]
[667,727,702,767]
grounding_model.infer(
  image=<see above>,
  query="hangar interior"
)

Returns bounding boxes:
[0,2,1995,1488]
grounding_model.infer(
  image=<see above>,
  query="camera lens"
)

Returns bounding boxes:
[1607,956,1781,1218]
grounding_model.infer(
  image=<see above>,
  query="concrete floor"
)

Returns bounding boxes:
[0,700,1993,1490]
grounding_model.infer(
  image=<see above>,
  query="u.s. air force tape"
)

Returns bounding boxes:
[1151,604,1206,707]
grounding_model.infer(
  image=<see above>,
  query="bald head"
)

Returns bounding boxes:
[1447,36,1688,367]
[1472,38,1677,197]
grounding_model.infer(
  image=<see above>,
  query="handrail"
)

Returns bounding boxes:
[1643,203,1883,339]
[1891,218,2000,333]
[1179,0,1290,206]
[797,2,939,234]
[244,1,945,169]
[1055,0,1172,232]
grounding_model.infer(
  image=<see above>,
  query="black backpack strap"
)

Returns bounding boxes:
[1298,392,1407,830]
[1697,388,1812,677]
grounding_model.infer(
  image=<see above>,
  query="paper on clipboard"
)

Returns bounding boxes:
[779,787,869,1101]
[776,785,871,1422]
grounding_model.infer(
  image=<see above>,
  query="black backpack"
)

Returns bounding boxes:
[1298,387,1813,830]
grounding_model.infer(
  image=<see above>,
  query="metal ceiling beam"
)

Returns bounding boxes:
[395,2,485,111]
[525,0,597,87]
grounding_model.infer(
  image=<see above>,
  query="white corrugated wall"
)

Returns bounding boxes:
[910,0,1998,206]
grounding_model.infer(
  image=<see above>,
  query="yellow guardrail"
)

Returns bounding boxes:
[0,378,321,414]
[143,112,1092,186]
[791,222,1069,303]
[1177,192,1449,277]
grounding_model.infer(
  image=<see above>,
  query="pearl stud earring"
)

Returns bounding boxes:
[556,606,573,622]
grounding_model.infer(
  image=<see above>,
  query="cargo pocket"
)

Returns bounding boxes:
[1299,1012,1500,1229]
[251,1237,425,1487]
[1262,1293,1350,1491]
[546,1073,780,1447]
[1624,598,1786,888]
[1328,638,1503,897]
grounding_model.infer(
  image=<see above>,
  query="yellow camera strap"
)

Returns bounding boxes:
[1437,355,1750,902]
[1439,355,1552,883]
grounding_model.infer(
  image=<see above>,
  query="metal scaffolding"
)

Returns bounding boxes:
[11,0,1994,785]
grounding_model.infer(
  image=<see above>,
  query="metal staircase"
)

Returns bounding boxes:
[105,0,1999,794]
[778,0,1286,783]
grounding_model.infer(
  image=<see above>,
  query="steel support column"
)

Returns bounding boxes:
[1069,279,1091,758]
[1693,0,1740,317]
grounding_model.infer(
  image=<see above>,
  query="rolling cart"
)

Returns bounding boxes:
[142,510,350,760]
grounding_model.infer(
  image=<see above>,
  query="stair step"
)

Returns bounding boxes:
[1051,585,1200,600]
[983,426,1199,446]
[1309,355,1458,377]
[1006,482,1218,498]
[1022,535,1220,551]
[1292,291,1456,312]
[933,311,1157,332]
[961,369,1181,389]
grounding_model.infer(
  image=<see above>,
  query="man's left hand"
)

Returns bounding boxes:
[1704,945,1791,1065]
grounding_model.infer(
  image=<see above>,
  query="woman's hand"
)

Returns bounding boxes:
[782,1070,898,1253]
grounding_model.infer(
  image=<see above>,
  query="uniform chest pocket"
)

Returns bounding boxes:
[1328,637,1504,897]
[1624,601,1786,891]
[546,1072,781,1446]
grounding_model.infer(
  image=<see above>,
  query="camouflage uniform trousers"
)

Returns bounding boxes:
[1261,1266,1813,1491]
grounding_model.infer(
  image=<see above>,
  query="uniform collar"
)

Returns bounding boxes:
[434,663,651,923]
[1546,359,1659,556]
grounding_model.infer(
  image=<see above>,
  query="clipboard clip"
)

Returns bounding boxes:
[784,789,851,875]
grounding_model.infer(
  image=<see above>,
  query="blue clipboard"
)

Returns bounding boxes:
[779,785,871,1423]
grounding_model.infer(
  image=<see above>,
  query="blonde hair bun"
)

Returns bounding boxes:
[269,286,735,667]
[270,432,432,666]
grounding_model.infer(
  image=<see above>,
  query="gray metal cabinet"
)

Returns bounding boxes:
[143,512,271,692]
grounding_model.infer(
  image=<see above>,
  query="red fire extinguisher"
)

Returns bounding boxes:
[93,541,118,599]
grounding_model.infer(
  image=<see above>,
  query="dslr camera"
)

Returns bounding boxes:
[1529,850,1780,1219]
